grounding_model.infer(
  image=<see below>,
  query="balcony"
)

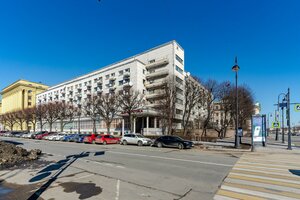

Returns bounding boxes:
[146,69,169,79]
[109,86,116,91]
[123,72,130,78]
[85,85,92,90]
[145,81,165,89]
[146,58,169,69]
[146,93,164,100]
[109,76,116,81]
[123,82,133,88]
[96,89,103,95]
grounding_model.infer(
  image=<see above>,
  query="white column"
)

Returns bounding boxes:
[122,119,125,136]
[146,116,149,135]
[154,117,157,128]
[133,118,136,133]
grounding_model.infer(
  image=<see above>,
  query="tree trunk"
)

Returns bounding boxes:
[50,123,53,132]
[60,119,64,132]
[93,119,96,133]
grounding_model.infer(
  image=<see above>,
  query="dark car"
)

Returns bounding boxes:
[62,134,76,142]
[153,136,194,149]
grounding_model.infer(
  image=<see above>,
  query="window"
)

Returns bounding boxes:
[176,54,183,64]
[119,70,123,75]
[119,80,123,85]
[28,96,32,100]
[143,69,145,74]
[111,73,115,77]
[149,59,155,63]
[176,76,183,84]
[176,98,183,105]
[106,75,110,79]
[28,102,32,106]
[176,87,183,95]
[28,90,32,94]
[175,65,183,74]
[125,68,130,72]
[176,109,183,115]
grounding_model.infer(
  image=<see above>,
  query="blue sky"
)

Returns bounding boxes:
[0,0,300,124]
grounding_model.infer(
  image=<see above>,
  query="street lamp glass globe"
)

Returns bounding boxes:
[232,65,240,72]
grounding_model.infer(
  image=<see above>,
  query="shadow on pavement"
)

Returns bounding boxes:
[27,151,105,200]
[1,140,23,146]
[289,169,300,177]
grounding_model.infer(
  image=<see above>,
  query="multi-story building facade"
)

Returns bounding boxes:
[37,41,201,135]
[0,79,49,130]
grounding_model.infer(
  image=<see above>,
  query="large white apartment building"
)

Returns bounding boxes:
[37,40,202,135]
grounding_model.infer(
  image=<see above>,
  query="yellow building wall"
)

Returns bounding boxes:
[1,80,48,131]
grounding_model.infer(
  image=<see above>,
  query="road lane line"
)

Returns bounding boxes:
[107,151,234,167]
[115,179,120,200]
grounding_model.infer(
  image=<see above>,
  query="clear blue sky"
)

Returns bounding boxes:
[0,0,300,124]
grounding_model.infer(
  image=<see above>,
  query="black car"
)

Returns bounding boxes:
[153,136,194,149]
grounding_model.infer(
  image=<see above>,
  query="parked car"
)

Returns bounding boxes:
[34,131,50,140]
[62,134,76,142]
[0,131,7,136]
[14,131,28,138]
[153,136,194,149]
[74,134,89,143]
[120,133,152,146]
[95,134,120,145]
[83,134,98,144]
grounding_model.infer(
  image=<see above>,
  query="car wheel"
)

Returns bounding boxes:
[178,143,184,150]
[103,141,107,145]
[123,140,127,145]
[157,142,163,148]
[137,141,143,146]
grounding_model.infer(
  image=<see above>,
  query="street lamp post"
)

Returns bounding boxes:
[232,57,240,148]
[278,93,286,143]
[287,88,292,150]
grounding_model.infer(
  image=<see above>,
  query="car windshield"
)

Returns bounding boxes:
[136,134,145,138]
[174,136,183,141]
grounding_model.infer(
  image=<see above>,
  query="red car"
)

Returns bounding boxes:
[95,134,120,145]
[34,131,49,140]
[83,134,97,144]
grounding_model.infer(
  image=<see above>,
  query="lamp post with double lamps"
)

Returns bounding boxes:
[232,57,240,148]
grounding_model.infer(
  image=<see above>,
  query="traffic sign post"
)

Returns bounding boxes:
[272,122,280,129]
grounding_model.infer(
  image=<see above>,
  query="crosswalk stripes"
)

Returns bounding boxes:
[214,153,300,200]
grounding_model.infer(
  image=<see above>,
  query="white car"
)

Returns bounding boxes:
[120,133,152,146]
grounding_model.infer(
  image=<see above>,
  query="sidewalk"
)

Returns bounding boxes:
[214,144,300,200]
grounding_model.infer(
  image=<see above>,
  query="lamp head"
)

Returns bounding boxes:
[232,56,240,72]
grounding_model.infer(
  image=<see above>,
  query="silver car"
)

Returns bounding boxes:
[120,133,152,146]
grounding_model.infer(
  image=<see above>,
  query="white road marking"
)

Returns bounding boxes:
[76,174,94,180]
[115,179,120,200]
[107,151,233,167]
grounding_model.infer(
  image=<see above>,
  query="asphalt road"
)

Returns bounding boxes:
[0,137,241,200]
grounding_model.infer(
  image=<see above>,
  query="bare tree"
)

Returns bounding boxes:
[96,93,119,134]
[83,95,100,133]
[230,85,255,129]
[213,82,233,138]
[23,107,36,132]
[202,79,221,137]
[36,104,48,131]
[182,76,205,136]
[58,102,77,132]
[156,78,177,135]
[14,110,26,131]
[44,102,61,132]
[119,88,144,132]
[3,112,17,131]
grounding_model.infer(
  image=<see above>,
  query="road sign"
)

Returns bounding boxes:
[294,104,300,112]
[272,122,280,128]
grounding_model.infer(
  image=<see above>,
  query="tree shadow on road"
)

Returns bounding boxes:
[27,151,105,200]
